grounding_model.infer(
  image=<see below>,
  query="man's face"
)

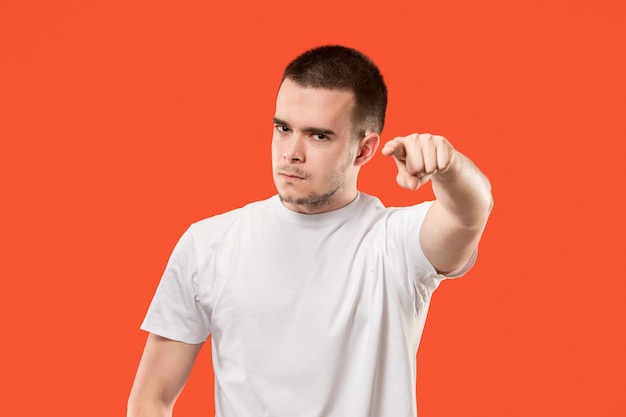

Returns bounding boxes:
[272,79,361,214]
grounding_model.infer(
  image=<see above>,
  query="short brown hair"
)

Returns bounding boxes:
[281,45,388,135]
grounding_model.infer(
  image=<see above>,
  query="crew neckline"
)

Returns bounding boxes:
[271,193,364,225]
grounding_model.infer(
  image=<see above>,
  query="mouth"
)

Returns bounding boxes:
[277,168,308,181]
[279,172,305,181]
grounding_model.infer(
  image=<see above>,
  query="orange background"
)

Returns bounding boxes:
[1,0,624,416]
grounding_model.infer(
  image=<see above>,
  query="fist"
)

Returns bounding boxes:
[381,133,455,190]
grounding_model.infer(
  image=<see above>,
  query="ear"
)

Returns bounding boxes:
[354,132,380,167]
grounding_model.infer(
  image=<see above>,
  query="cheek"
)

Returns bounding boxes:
[336,146,356,169]
[271,138,281,159]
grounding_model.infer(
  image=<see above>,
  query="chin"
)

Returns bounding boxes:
[277,191,300,205]
[276,184,307,202]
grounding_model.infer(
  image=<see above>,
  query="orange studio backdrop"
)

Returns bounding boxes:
[1,1,624,416]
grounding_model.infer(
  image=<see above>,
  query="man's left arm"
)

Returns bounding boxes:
[382,133,493,275]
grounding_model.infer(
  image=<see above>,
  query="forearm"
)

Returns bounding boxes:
[432,150,493,229]
[383,134,493,273]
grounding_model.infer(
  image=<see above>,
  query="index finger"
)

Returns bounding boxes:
[381,137,406,158]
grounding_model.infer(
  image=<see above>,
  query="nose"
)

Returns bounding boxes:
[283,134,305,163]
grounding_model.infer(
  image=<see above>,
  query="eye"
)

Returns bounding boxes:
[275,124,291,133]
[313,133,328,141]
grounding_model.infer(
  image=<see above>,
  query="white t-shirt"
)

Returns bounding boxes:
[141,193,474,417]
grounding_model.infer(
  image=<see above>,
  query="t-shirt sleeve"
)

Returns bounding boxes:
[140,228,211,344]
[385,201,477,292]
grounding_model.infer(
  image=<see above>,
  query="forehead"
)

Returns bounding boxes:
[275,79,355,130]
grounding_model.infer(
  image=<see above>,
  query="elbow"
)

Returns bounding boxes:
[127,394,171,417]
[485,191,494,218]
[480,176,494,221]
[126,395,145,417]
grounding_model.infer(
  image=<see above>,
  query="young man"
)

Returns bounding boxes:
[128,45,492,417]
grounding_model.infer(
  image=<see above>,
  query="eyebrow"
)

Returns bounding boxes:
[272,117,337,137]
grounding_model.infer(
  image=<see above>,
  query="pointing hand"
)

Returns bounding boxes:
[381,133,456,190]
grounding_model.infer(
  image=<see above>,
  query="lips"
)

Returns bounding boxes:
[277,168,308,180]
[279,172,305,180]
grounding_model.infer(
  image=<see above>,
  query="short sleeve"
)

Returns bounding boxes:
[140,228,211,344]
[385,201,477,294]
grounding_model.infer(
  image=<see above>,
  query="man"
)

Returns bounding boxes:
[128,45,492,417]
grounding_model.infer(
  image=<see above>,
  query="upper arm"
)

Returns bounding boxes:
[419,200,488,276]
[128,333,203,416]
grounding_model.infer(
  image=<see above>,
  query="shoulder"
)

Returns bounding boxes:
[359,192,432,213]
[386,200,434,221]
[185,196,276,243]
[360,192,433,225]
[191,196,274,227]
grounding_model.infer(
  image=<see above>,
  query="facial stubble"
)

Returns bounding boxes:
[277,147,356,211]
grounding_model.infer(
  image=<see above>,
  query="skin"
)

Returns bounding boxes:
[271,78,380,214]
[382,134,493,274]
[128,334,202,417]
[127,79,493,417]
